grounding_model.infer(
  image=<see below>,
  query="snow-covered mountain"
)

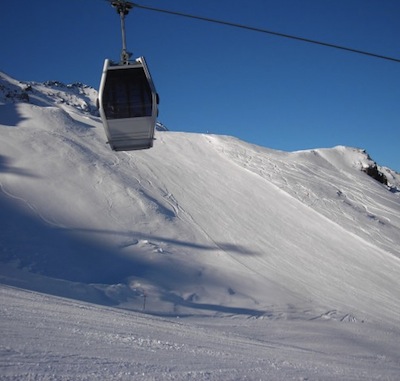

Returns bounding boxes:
[1,71,400,380]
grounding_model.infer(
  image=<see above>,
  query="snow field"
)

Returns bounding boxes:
[1,72,400,379]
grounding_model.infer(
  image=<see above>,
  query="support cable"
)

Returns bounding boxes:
[127,2,400,64]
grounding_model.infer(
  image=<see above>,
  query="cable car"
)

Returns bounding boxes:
[98,57,159,151]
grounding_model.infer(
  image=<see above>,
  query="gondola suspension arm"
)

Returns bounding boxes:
[111,1,133,64]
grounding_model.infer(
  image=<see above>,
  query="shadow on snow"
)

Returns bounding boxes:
[0,181,263,316]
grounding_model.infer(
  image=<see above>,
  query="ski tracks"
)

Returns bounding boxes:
[126,152,203,225]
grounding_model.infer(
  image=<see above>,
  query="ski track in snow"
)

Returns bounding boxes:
[209,135,400,259]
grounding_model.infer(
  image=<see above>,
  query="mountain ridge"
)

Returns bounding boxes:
[1,71,399,326]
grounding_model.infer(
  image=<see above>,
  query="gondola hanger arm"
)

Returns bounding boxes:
[109,0,134,64]
[111,0,133,15]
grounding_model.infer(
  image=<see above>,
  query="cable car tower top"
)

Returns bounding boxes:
[110,0,134,64]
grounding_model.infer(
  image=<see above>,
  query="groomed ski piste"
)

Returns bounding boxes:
[1,71,400,380]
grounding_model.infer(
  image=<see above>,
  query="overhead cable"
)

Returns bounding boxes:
[129,2,400,64]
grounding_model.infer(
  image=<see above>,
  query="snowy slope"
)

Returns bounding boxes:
[2,284,400,381]
[1,71,399,321]
[1,71,400,379]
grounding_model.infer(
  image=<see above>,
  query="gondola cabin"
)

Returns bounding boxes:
[98,57,159,151]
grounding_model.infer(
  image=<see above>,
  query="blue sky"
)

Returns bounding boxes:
[1,0,399,171]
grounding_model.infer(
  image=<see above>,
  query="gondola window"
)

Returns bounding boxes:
[103,68,153,119]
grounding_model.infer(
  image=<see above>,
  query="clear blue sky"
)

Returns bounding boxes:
[1,0,399,171]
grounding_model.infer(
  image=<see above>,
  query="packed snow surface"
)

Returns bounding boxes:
[1,71,400,380]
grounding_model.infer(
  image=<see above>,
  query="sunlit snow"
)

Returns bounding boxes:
[1,71,400,380]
